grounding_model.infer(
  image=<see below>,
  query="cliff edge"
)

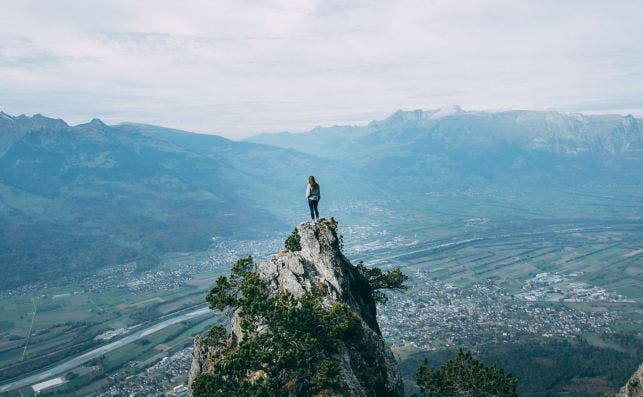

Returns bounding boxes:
[187,219,404,396]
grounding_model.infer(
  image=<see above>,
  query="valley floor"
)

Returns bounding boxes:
[1,188,641,396]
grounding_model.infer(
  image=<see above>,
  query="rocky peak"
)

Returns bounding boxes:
[188,219,404,396]
[27,113,70,131]
[0,111,13,121]
[88,118,107,127]
[371,109,428,128]
[256,220,380,333]
[0,112,71,155]
[74,117,109,132]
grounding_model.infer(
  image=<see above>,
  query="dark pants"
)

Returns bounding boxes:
[308,199,319,220]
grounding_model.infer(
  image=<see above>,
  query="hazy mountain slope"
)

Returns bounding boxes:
[245,124,376,159]
[118,124,381,207]
[0,115,266,288]
[117,122,379,219]
[0,112,68,156]
[246,108,643,190]
[0,113,365,289]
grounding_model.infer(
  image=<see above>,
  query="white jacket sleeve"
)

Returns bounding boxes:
[305,184,310,198]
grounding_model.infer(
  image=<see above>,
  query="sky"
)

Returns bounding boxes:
[1,0,642,138]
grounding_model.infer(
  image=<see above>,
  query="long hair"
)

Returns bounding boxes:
[308,175,319,189]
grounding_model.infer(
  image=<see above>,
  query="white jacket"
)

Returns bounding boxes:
[306,183,320,200]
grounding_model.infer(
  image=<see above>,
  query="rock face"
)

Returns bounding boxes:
[187,220,404,396]
[611,363,643,397]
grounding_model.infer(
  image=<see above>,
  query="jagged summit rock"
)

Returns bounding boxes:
[256,220,381,333]
[188,219,404,396]
[89,117,106,126]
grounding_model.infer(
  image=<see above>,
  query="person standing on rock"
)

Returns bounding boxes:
[306,176,320,221]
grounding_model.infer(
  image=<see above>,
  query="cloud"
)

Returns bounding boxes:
[1,0,642,138]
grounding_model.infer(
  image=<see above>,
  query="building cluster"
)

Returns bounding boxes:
[515,272,633,303]
[94,327,128,341]
[2,237,284,301]
[119,269,192,293]
[378,272,621,349]
[110,237,282,294]
[98,348,193,396]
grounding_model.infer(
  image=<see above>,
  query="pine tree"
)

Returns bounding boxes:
[416,349,518,397]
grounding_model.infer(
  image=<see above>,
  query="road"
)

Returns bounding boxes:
[0,306,214,393]
[21,298,37,361]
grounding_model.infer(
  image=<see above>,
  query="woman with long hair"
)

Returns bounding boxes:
[306,176,320,221]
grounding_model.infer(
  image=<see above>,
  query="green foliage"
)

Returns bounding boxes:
[415,349,518,397]
[203,325,227,347]
[398,334,643,397]
[284,228,301,252]
[355,261,409,304]
[205,256,254,313]
[473,336,641,396]
[194,258,363,396]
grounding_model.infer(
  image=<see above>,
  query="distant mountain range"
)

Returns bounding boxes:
[247,107,642,191]
[1,107,641,289]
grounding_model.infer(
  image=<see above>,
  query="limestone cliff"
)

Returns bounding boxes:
[611,363,643,397]
[188,219,404,396]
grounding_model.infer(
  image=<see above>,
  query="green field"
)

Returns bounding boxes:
[0,253,227,386]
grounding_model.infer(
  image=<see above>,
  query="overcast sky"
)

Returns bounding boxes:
[1,0,642,138]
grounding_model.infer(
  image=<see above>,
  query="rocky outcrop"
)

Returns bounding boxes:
[611,363,643,397]
[188,219,404,396]
[187,335,213,392]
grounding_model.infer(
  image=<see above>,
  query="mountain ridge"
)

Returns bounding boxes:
[247,107,640,138]
[245,107,642,191]
[247,107,641,152]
